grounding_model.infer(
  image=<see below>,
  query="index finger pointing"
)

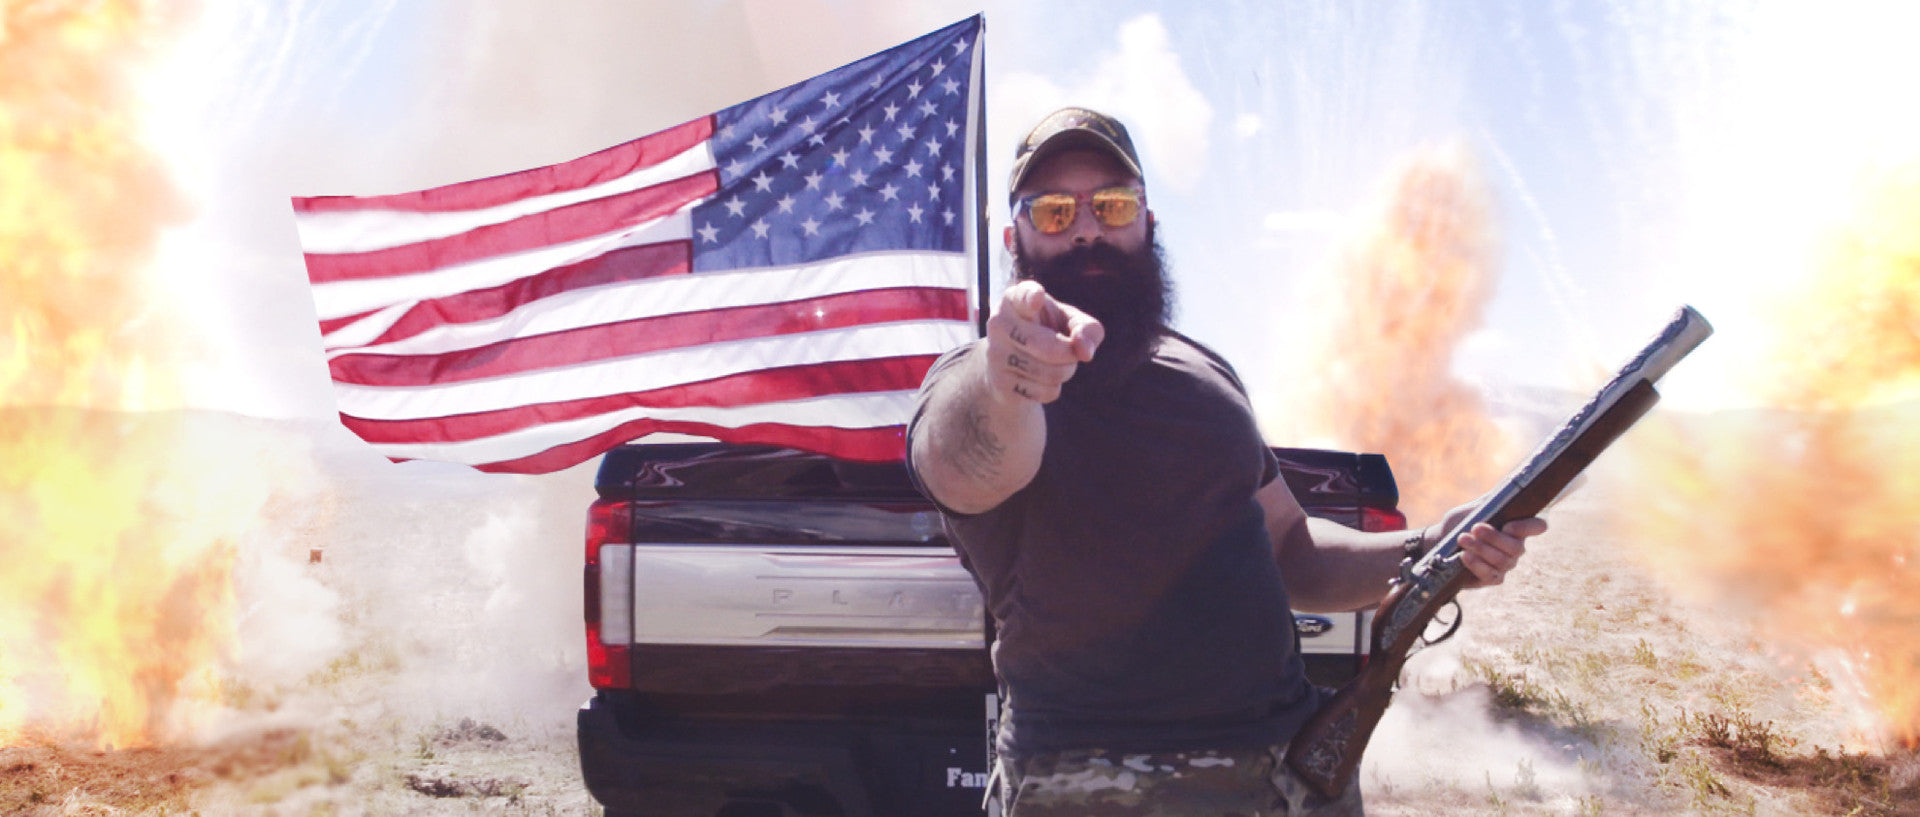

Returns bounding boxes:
[1000,280,1050,325]
[1051,300,1104,362]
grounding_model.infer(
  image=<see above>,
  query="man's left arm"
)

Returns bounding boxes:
[1259,478,1545,612]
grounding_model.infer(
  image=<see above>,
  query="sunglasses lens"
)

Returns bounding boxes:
[1019,189,1143,234]
[1027,195,1077,234]
[1091,189,1141,228]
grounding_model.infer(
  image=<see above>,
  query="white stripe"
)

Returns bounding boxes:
[308,208,695,321]
[333,320,974,420]
[325,252,970,356]
[294,141,717,254]
[370,390,917,466]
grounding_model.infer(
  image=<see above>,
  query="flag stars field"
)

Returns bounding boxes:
[702,45,973,261]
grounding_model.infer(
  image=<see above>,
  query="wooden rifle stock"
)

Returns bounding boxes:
[1284,307,1713,799]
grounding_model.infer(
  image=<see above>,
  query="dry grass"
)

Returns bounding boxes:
[0,728,327,816]
[0,654,597,817]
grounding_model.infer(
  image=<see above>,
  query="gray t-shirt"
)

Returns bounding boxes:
[908,332,1320,760]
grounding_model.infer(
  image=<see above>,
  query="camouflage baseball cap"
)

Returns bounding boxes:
[1007,107,1144,202]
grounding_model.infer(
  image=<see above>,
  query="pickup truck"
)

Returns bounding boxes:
[577,442,1405,817]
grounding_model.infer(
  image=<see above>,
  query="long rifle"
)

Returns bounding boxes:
[1284,306,1714,798]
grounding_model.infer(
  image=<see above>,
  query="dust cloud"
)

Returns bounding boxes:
[278,425,596,724]
[1366,651,1597,810]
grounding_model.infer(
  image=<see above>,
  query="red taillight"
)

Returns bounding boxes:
[587,497,632,549]
[1359,506,1407,533]
[1356,507,1402,662]
[584,623,629,689]
[585,499,632,689]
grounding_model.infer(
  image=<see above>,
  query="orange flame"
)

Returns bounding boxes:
[1276,143,1513,523]
[1618,163,1920,748]
[0,0,219,749]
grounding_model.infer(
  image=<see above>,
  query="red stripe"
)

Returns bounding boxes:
[466,422,907,473]
[339,355,939,444]
[330,288,968,386]
[318,308,377,337]
[304,172,713,285]
[327,241,691,349]
[303,171,717,284]
[293,117,715,214]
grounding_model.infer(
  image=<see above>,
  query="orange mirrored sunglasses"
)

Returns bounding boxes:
[1014,187,1145,235]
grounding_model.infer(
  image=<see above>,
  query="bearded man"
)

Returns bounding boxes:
[906,108,1546,816]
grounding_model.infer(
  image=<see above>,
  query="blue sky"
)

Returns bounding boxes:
[141,0,1920,429]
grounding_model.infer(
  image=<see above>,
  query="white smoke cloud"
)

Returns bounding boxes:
[290,434,596,722]
[131,409,593,739]
[1362,643,1599,809]
[230,532,343,690]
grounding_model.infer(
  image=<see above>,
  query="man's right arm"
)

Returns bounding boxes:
[910,280,1103,514]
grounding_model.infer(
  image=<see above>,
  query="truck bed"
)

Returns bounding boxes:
[579,443,1403,817]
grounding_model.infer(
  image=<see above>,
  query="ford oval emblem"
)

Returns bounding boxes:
[1293,614,1335,638]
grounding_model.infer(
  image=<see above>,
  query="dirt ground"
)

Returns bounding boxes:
[0,708,594,816]
[3,478,1916,816]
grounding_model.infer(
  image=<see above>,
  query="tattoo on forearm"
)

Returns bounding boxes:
[951,404,1007,481]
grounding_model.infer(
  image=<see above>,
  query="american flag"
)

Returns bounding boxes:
[293,17,982,473]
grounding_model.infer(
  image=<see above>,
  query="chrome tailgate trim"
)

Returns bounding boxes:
[630,545,986,649]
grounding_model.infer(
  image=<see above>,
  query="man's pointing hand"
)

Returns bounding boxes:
[984,280,1104,404]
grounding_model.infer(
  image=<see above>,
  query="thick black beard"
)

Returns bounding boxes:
[1013,227,1173,391]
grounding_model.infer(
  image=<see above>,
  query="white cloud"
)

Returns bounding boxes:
[1261,209,1345,233]
[995,14,1214,195]
[1234,113,1263,139]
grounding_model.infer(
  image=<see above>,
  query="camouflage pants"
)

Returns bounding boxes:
[998,745,1364,816]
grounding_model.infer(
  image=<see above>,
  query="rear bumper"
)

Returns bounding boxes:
[577,692,990,817]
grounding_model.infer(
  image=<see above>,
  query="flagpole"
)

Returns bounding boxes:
[970,15,991,339]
